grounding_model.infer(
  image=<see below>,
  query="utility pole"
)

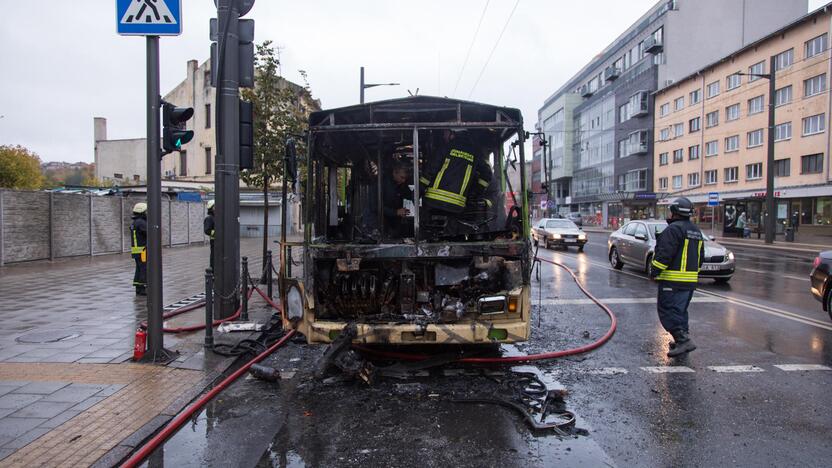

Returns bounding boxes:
[360,66,399,104]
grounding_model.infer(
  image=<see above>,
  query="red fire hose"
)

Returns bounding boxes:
[354,256,617,363]
[138,289,254,333]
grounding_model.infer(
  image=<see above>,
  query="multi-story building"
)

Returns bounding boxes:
[536,0,807,228]
[654,3,832,241]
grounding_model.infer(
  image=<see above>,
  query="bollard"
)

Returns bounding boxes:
[266,250,273,299]
[204,268,214,349]
[287,246,292,278]
[241,256,249,321]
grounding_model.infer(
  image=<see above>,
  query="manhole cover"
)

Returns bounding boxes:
[16,330,83,344]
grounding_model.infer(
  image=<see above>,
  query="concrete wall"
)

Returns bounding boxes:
[0,190,208,266]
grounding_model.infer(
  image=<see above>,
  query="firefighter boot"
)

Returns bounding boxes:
[667,331,696,357]
[136,286,147,296]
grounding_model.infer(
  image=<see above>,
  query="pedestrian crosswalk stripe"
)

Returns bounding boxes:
[640,366,695,373]
[707,365,765,373]
[583,367,628,375]
[773,364,832,371]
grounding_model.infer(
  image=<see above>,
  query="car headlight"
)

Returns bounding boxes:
[286,286,303,320]
[552,233,562,239]
[578,234,586,240]
[727,251,734,261]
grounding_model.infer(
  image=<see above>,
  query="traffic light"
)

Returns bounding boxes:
[162,101,194,155]
[239,98,254,170]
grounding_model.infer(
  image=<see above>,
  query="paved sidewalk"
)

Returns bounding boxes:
[0,238,275,466]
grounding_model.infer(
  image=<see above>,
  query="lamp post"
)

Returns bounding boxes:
[528,131,550,217]
[360,67,400,104]
[737,54,776,244]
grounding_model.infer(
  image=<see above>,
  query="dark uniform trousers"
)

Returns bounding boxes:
[657,286,694,335]
[132,254,147,290]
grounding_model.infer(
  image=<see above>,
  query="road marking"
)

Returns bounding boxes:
[640,366,695,373]
[739,267,807,282]
[707,365,765,373]
[773,364,832,371]
[535,297,723,306]
[583,367,628,375]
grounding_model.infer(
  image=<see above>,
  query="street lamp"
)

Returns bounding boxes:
[360,67,399,104]
[737,54,776,244]
[527,131,551,217]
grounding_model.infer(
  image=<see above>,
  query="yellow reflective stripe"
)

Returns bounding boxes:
[419,176,431,186]
[651,259,668,270]
[449,149,474,162]
[478,178,489,188]
[210,229,215,240]
[433,158,451,189]
[131,229,143,254]
[459,165,473,195]
[681,239,689,271]
[485,199,493,207]
[697,240,703,271]
[425,188,466,207]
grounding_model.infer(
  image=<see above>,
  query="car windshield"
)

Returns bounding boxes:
[546,219,576,229]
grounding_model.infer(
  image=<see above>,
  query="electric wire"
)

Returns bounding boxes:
[452,0,491,98]
[467,0,521,99]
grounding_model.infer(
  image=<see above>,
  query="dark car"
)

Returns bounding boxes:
[810,250,832,319]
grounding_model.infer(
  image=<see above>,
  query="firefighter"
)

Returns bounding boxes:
[649,197,704,357]
[420,129,492,214]
[130,202,148,296]
[204,200,215,270]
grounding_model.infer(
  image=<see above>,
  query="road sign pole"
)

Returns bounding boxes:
[146,35,164,359]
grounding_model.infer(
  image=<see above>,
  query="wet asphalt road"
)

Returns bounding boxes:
[143,236,831,468]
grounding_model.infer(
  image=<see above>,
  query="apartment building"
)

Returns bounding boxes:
[536,0,806,228]
[654,4,832,240]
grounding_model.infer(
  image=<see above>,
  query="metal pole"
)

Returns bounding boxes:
[89,195,93,255]
[205,268,214,349]
[215,0,241,318]
[280,150,289,291]
[48,192,54,261]
[412,127,420,242]
[765,55,776,244]
[0,190,4,267]
[360,66,365,104]
[241,256,249,321]
[266,249,273,299]
[146,35,165,358]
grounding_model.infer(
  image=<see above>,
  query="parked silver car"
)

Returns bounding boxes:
[607,219,735,283]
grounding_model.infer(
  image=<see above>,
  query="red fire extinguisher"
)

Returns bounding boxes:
[133,328,147,361]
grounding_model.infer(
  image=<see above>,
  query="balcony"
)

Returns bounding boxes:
[644,36,663,54]
[626,142,648,156]
[631,92,649,117]
[604,66,620,82]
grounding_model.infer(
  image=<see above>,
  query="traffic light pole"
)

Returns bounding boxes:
[215,0,241,318]
[145,36,165,360]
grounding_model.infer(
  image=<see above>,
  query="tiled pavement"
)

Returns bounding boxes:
[0,238,274,466]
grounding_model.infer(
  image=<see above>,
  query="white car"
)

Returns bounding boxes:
[531,218,588,252]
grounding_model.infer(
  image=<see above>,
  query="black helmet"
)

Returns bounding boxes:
[669,197,694,218]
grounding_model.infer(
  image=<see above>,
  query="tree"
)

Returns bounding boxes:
[240,41,318,278]
[0,145,43,189]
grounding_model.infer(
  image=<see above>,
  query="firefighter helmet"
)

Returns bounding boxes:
[207,200,215,211]
[132,202,147,215]
[669,197,694,218]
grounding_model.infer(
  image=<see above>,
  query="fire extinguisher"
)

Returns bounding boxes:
[133,328,147,361]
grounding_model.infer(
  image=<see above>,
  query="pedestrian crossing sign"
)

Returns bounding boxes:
[116,0,182,36]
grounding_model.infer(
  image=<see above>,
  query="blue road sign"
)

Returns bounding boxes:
[708,192,720,206]
[117,0,182,36]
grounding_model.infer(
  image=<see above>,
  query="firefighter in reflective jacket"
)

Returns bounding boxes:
[649,197,704,357]
[420,130,492,214]
[130,202,148,296]
[204,200,215,270]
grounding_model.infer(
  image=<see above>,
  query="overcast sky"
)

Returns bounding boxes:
[0,0,822,163]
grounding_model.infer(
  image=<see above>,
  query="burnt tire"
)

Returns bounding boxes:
[609,247,623,270]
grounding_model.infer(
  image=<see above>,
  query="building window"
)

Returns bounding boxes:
[705,140,718,157]
[704,169,718,185]
[747,95,764,115]
[205,147,212,175]
[801,153,824,174]
[659,152,669,166]
[706,110,719,128]
[660,103,670,116]
[774,48,794,71]
[706,81,720,98]
[179,151,188,176]
[689,89,701,104]
[673,122,684,137]
[205,104,211,129]
[674,96,685,111]
[689,145,700,160]
[619,104,629,123]
[689,117,700,132]
[660,128,671,141]
[805,33,828,59]
[804,73,826,97]
[775,85,792,106]
[774,158,791,177]
[747,129,764,148]
[688,172,700,187]
[725,135,739,152]
[673,149,684,163]
[672,175,682,189]
[659,177,668,190]
[746,162,763,180]
[748,61,765,82]
[726,73,742,90]
[724,167,739,183]
[774,122,792,142]
[624,169,647,191]
[803,113,826,136]
[726,103,740,121]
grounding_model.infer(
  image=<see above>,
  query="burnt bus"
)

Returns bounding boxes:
[279,96,531,344]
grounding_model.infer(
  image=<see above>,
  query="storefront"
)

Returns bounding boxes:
[605,192,658,230]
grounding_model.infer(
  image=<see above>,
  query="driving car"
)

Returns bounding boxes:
[531,218,587,251]
[607,219,735,283]
[810,250,832,319]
